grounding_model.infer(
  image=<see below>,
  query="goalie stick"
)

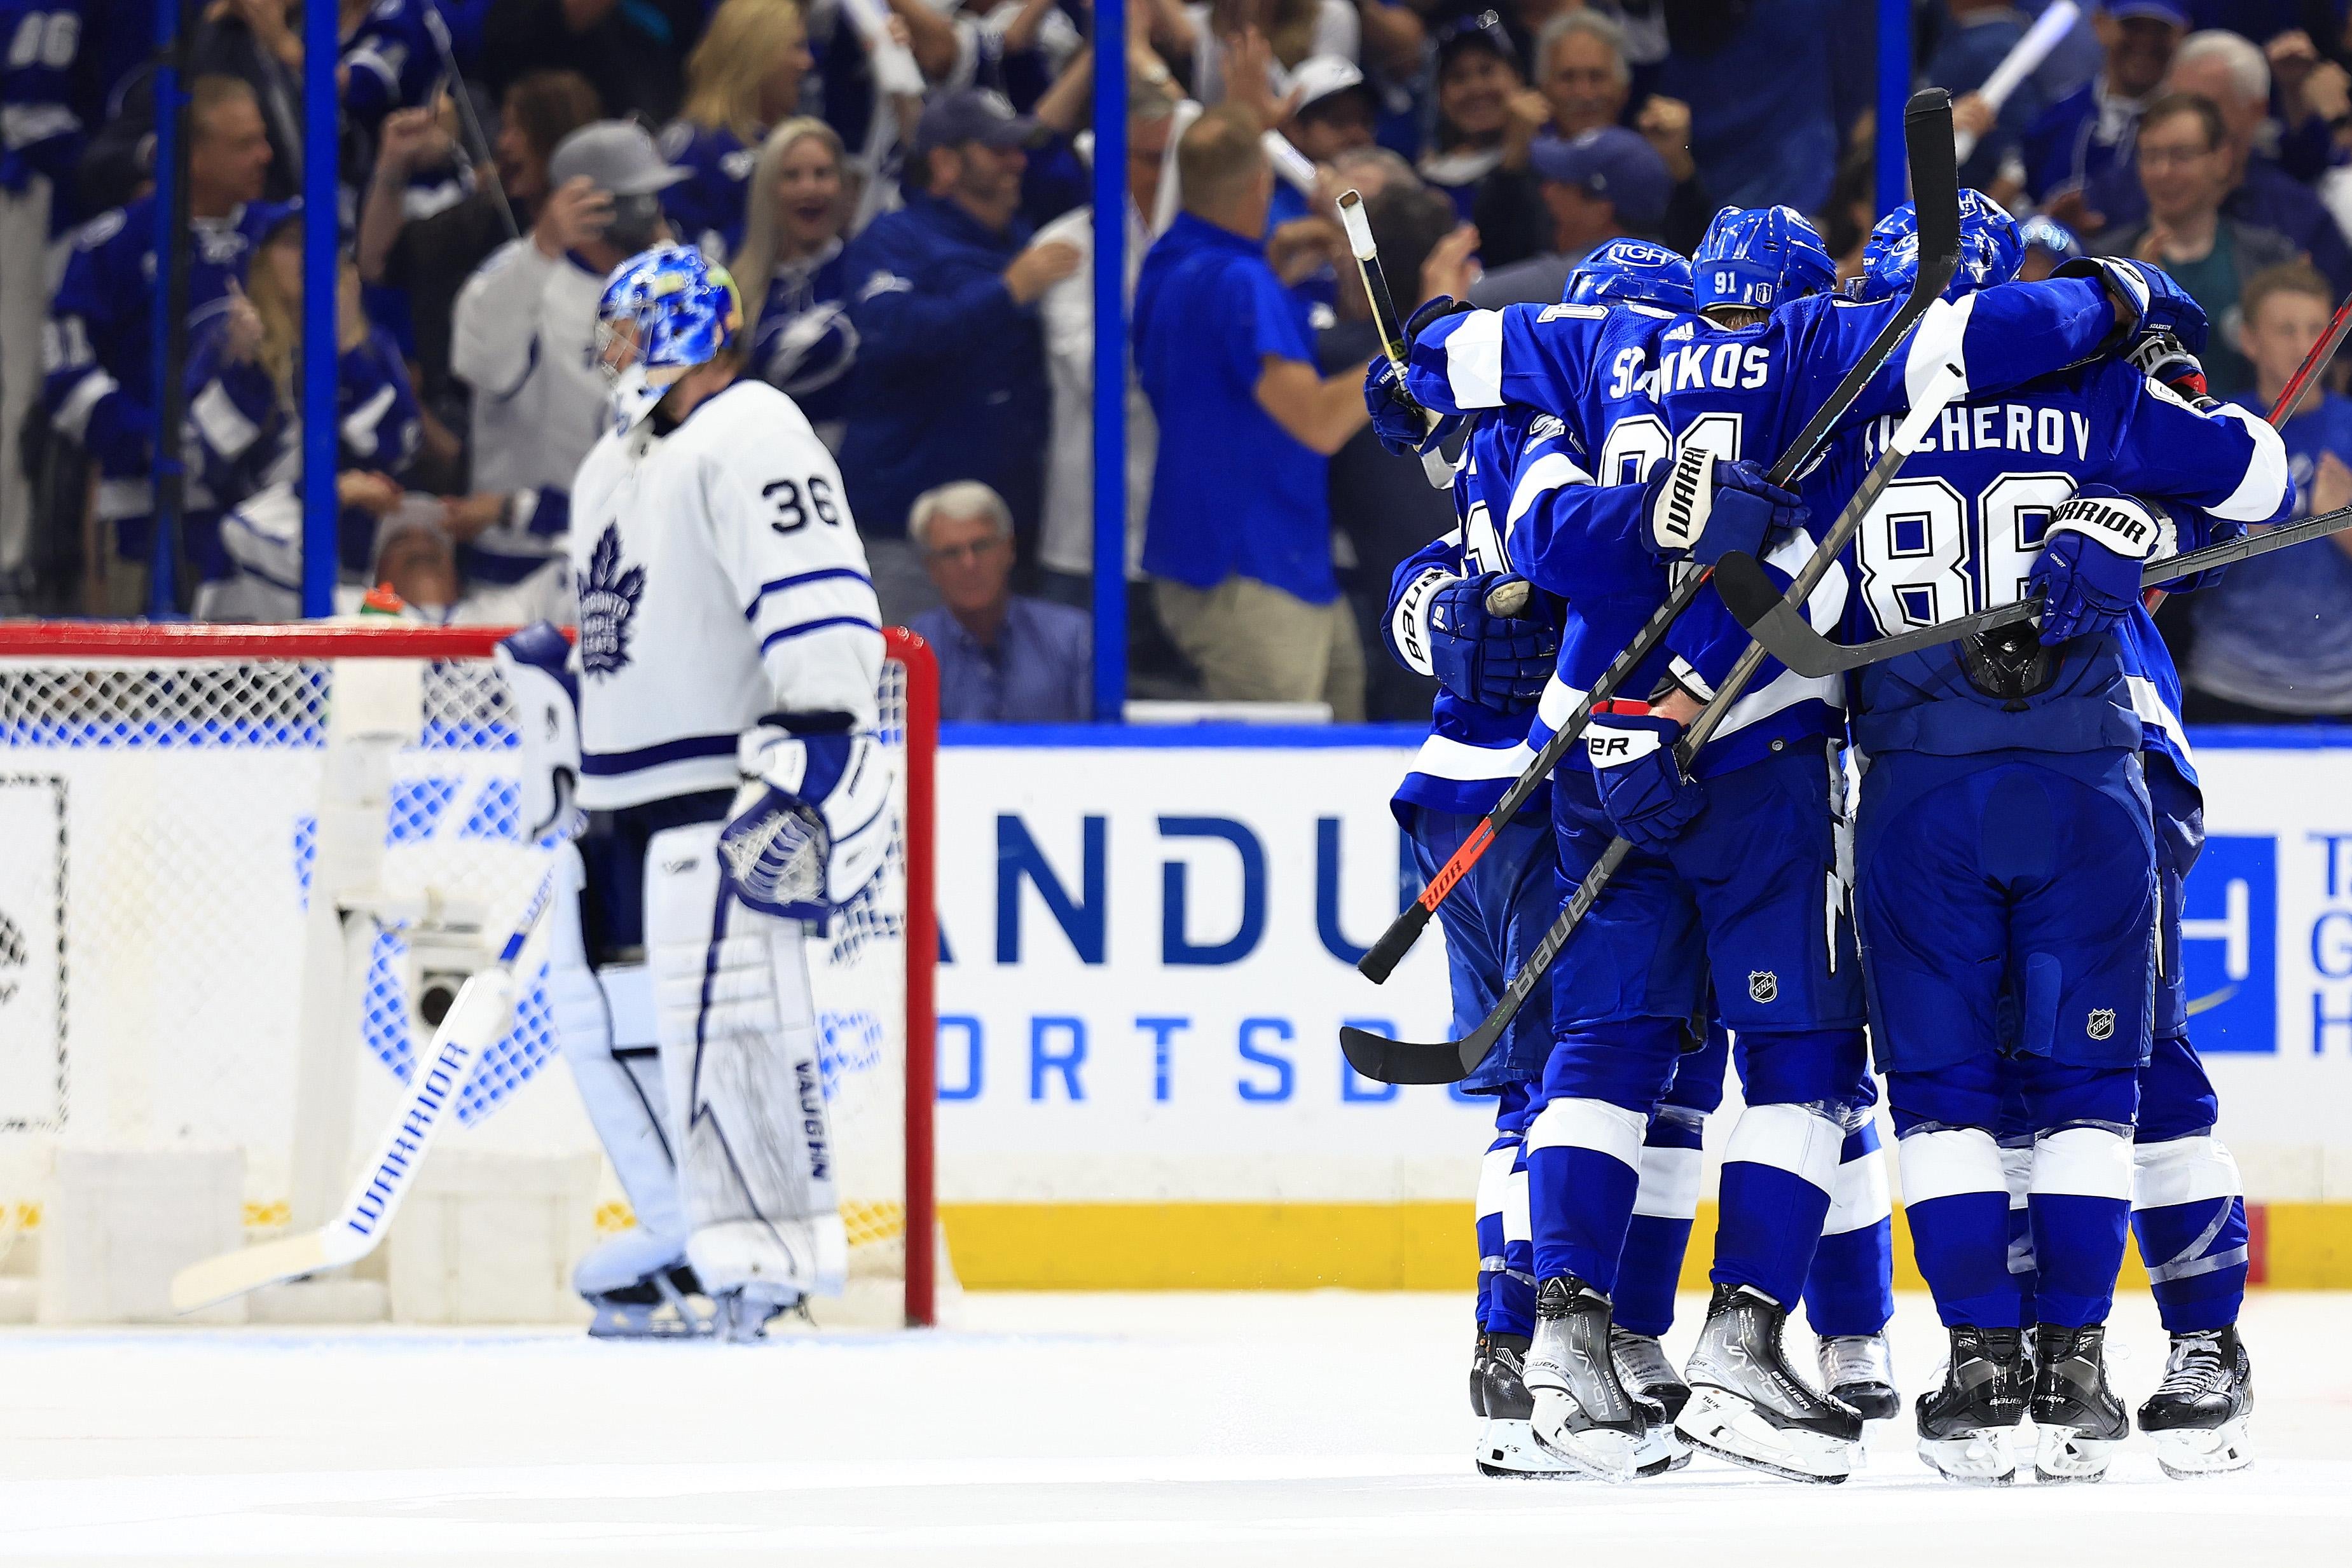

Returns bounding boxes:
[1710,502,2352,678]
[169,870,560,1313]
[1352,86,1960,987]
[1338,189,1456,492]
[1341,352,1974,1084]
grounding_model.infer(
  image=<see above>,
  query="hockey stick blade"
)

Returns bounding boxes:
[1718,502,2352,677]
[1352,90,1957,994]
[168,874,558,1313]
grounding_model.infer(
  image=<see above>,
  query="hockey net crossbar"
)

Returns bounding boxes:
[0,621,937,1326]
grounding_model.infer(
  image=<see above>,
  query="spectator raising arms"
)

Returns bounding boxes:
[2095,92,2297,395]
[909,481,1092,722]
[1420,11,1522,219]
[837,87,1078,623]
[2025,0,2186,216]
[44,74,281,616]
[1136,105,1369,720]
[186,215,420,619]
[659,0,815,259]
[732,116,859,449]
[2183,263,2352,723]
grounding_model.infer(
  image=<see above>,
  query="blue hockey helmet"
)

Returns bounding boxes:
[1691,205,1836,312]
[1859,189,2023,303]
[595,244,745,432]
[1562,237,1696,311]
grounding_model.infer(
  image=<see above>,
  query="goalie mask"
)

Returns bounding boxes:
[596,244,745,432]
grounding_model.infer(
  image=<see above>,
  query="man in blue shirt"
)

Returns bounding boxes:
[1136,105,1373,720]
[2187,261,2352,720]
[907,481,1091,724]
[2023,0,2186,209]
[839,88,1082,621]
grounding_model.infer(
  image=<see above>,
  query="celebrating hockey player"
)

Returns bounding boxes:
[1808,201,2288,1482]
[497,244,891,1340]
[1367,199,2203,1483]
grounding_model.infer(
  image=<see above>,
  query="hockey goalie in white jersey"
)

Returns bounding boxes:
[495,244,891,1339]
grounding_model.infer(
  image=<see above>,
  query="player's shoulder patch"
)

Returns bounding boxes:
[1525,413,1567,445]
[1536,303,1608,322]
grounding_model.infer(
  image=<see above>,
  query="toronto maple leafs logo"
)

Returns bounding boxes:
[577,525,645,677]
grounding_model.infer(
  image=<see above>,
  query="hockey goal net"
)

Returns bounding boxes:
[0,621,937,1326]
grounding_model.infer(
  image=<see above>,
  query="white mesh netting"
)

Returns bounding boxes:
[0,642,923,1316]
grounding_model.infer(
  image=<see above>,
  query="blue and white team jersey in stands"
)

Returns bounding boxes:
[747,241,857,434]
[658,121,757,261]
[1811,367,2290,759]
[1380,404,1570,822]
[0,0,82,196]
[1400,275,2130,775]
[340,0,451,134]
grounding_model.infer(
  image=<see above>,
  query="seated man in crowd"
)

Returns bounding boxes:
[908,481,1090,723]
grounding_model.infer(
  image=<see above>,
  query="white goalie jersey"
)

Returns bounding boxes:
[565,378,884,811]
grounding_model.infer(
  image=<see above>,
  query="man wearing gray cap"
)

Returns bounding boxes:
[450,120,684,577]
[1471,125,1672,306]
[839,87,1081,622]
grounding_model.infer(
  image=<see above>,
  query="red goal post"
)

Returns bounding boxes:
[0,620,938,1328]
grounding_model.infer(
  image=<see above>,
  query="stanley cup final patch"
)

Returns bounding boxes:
[2087,1008,2117,1042]
[1748,970,1778,1004]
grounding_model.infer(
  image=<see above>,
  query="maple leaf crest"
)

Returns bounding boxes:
[577,524,647,677]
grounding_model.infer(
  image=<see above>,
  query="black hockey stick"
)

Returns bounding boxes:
[1712,502,2352,678]
[1340,189,1457,492]
[1352,87,1962,987]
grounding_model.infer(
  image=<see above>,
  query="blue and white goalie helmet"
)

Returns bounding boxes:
[1856,189,2023,303]
[1692,205,1836,312]
[596,244,745,432]
[1564,237,1695,312]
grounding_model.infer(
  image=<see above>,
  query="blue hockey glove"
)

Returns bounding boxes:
[2056,255,2208,357]
[2031,489,2165,643]
[492,621,584,842]
[1363,357,1460,457]
[1424,572,1559,711]
[1584,699,1703,849]
[720,721,895,920]
[1640,451,1807,567]
[2164,502,2241,595]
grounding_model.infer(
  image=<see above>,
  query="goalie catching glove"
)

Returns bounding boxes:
[493,621,584,842]
[1584,698,1703,849]
[718,719,895,920]
[2030,486,2166,645]
[1640,451,1807,567]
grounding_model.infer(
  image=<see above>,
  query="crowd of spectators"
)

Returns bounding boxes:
[3,1,2352,724]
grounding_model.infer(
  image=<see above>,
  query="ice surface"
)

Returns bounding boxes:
[1,1289,2347,1565]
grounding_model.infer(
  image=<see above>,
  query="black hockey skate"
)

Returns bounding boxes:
[1915,1325,2030,1484]
[1609,1327,1692,1421]
[2139,1327,2254,1479]
[2030,1322,2129,1483]
[1475,1333,1589,1478]
[1521,1276,1647,1482]
[1674,1284,1862,1483]
[1817,1333,1901,1420]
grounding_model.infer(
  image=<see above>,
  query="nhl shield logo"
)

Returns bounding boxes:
[1748,970,1778,1004]
[2087,1008,2117,1042]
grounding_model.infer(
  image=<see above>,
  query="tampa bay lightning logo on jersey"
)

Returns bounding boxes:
[577,525,646,677]
[2087,1008,2116,1042]
[1749,970,1778,1003]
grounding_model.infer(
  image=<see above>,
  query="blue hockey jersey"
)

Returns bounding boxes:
[340,0,451,135]
[1814,364,2291,758]
[657,121,757,261]
[747,239,856,432]
[1,0,81,194]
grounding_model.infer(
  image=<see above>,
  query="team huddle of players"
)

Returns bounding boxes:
[1361,195,2287,1485]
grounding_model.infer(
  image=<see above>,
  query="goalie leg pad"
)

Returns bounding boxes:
[547,846,690,1249]
[648,822,848,1299]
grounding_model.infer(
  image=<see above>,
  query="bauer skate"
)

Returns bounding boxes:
[1522,1276,1646,1482]
[1916,1325,2029,1483]
[2030,1323,2129,1483]
[2138,1327,2253,1478]
[1675,1284,1862,1483]
[1475,1333,1588,1478]
[1818,1333,1900,1420]
[1610,1327,1692,1421]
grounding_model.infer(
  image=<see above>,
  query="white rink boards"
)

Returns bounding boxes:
[1,1289,2346,1565]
